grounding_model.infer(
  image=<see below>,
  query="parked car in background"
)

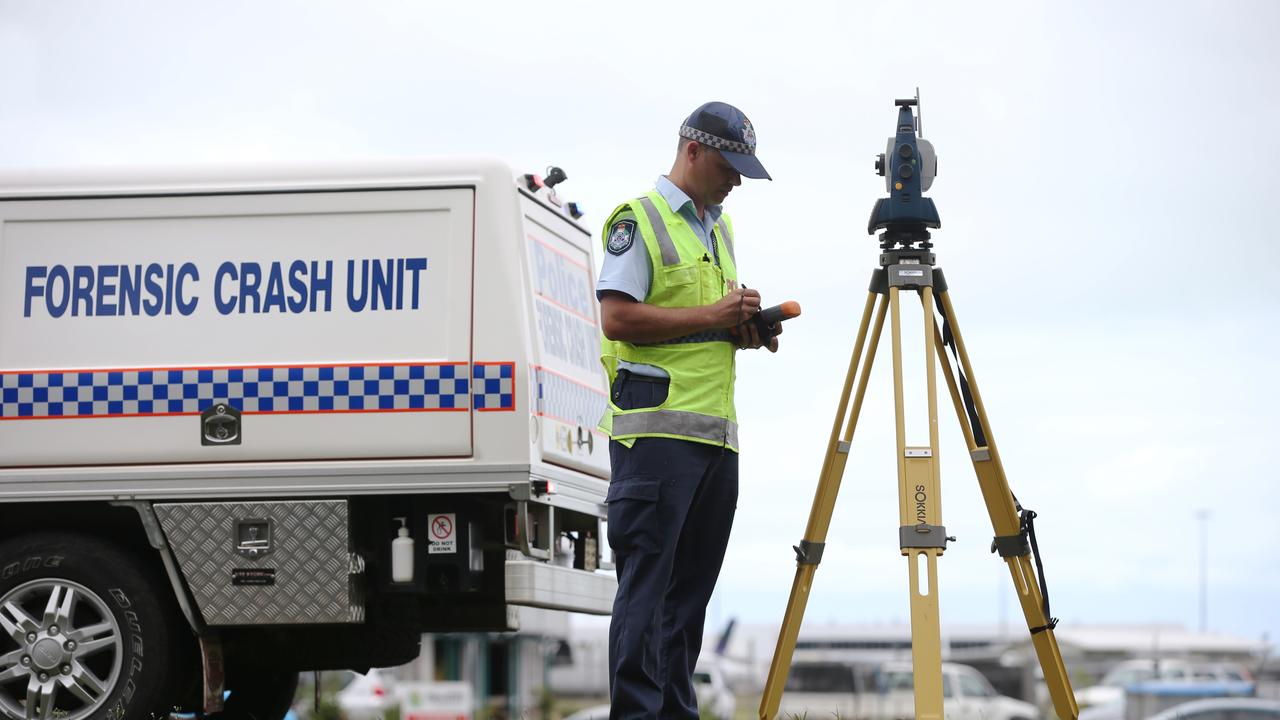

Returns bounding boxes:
[1077,659,1197,708]
[1191,663,1256,686]
[562,705,610,720]
[336,668,397,720]
[1078,700,1126,720]
[560,663,734,720]
[1081,696,1280,720]
[1077,659,1256,709]
[1145,697,1280,720]
[779,660,1039,720]
[779,660,875,718]
[693,660,736,720]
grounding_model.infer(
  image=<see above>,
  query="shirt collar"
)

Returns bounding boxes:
[655,175,722,225]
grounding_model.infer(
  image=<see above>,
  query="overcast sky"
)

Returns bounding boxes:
[2,0,1278,653]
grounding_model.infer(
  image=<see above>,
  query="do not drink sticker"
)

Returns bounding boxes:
[428,513,456,554]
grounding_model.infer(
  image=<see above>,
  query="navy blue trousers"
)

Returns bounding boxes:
[606,376,738,720]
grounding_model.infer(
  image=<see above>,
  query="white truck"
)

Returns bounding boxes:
[0,158,615,719]
[781,661,1041,720]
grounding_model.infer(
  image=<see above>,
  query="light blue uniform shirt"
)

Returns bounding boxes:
[596,177,724,378]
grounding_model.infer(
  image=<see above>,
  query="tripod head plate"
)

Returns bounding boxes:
[888,264,934,290]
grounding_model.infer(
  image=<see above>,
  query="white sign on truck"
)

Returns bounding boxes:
[0,158,614,720]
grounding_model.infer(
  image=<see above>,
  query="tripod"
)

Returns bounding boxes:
[757,230,1079,720]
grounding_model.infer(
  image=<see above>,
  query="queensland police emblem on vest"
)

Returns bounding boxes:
[607,219,637,256]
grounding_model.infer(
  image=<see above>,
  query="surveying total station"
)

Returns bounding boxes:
[758,94,1080,720]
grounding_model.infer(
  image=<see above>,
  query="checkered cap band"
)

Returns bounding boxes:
[680,125,755,156]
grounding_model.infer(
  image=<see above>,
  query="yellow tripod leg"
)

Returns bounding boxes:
[892,286,945,720]
[758,289,888,720]
[930,288,1079,720]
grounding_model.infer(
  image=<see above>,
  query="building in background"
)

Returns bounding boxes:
[385,607,569,719]
[548,620,1274,703]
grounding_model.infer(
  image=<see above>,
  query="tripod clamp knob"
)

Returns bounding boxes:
[991,532,1030,558]
[899,524,952,549]
[793,540,825,566]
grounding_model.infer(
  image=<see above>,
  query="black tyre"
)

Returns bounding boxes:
[0,532,192,719]
[208,670,299,720]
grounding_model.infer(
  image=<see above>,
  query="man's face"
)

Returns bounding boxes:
[692,144,742,206]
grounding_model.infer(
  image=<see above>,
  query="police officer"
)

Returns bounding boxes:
[596,101,777,719]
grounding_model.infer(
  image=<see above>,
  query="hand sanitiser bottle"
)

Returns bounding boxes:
[392,517,414,582]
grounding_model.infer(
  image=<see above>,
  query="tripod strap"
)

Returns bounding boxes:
[932,293,987,447]
[933,291,1057,635]
[991,503,1059,635]
[1023,508,1059,634]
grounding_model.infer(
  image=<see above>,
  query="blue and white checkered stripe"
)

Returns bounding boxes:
[533,366,606,428]
[0,363,516,419]
[472,363,515,411]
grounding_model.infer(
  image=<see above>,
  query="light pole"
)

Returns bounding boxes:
[1197,509,1209,633]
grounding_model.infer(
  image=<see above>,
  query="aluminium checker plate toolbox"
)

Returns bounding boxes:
[154,499,362,625]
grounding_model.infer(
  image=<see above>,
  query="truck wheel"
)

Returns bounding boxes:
[211,670,299,720]
[0,532,190,720]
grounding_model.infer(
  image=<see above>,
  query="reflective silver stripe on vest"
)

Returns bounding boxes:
[612,409,738,447]
[636,196,681,266]
[715,217,736,264]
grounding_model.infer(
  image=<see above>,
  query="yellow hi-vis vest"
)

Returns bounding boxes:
[598,189,740,451]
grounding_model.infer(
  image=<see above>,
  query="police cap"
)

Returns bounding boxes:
[679,101,771,180]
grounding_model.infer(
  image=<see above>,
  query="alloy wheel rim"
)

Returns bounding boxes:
[0,578,124,720]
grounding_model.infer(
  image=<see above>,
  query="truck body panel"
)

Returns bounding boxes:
[1,188,476,465]
[0,158,614,718]
[0,157,608,482]
[519,193,610,478]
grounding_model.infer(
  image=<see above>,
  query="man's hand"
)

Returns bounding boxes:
[601,288,778,346]
[707,288,761,328]
[601,289,760,345]
[729,317,782,352]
